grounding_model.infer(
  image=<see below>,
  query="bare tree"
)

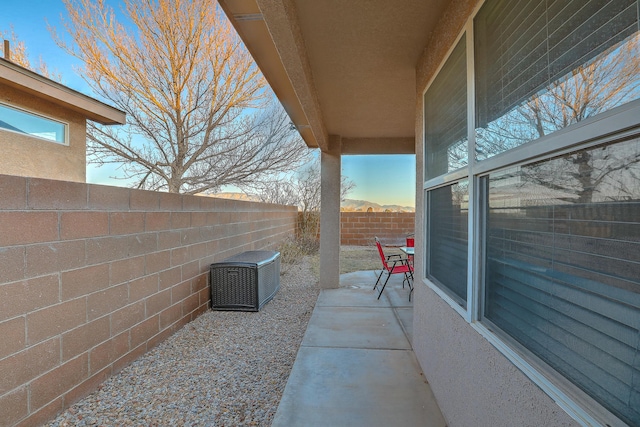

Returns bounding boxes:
[250,179,298,207]
[252,154,355,212]
[480,34,640,157]
[251,155,355,240]
[1,27,61,80]
[522,143,640,204]
[54,0,309,194]
[480,34,640,203]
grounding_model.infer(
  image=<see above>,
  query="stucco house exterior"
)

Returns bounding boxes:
[219,1,640,426]
[0,57,125,182]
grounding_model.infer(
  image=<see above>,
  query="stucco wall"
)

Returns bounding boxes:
[0,175,297,427]
[412,0,580,426]
[0,83,87,182]
[412,285,579,427]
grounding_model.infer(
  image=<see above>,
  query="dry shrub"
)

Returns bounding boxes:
[294,211,320,255]
[277,238,306,266]
[277,212,320,274]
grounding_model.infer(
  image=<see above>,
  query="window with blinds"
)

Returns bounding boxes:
[484,137,640,426]
[420,0,640,423]
[424,35,467,181]
[474,0,640,161]
[427,180,469,306]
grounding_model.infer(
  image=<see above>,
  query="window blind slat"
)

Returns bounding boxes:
[428,181,469,304]
[488,296,636,411]
[549,4,638,79]
[425,36,467,179]
[474,0,639,128]
[491,258,640,341]
[489,281,635,388]
[484,138,640,425]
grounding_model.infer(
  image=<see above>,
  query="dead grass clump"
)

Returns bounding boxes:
[277,236,320,274]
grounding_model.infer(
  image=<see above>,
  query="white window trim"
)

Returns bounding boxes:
[0,100,70,145]
[474,131,640,427]
[420,0,640,425]
[465,19,480,323]
[473,98,640,176]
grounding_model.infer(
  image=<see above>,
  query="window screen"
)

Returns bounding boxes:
[474,0,640,160]
[428,180,469,306]
[484,138,640,425]
[424,35,467,180]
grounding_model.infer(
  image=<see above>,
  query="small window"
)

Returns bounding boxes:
[0,102,67,144]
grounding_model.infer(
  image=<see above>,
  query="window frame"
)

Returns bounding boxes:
[421,0,640,424]
[423,26,472,320]
[425,178,470,312]
[0,101,70,145]
[476,142,640,426]
[422,28,469,185]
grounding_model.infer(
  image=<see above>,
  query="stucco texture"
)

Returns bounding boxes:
[412,1,580,426]
[412,284,580,427]
[0,82,86,182]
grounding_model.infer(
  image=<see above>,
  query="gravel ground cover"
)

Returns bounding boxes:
[45,256,319,427]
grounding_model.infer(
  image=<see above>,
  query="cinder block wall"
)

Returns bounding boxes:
[340,212,415,246]
[0,175,296,427]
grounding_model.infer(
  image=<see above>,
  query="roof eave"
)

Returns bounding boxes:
[0,58,126,125]
[219,0,324,150]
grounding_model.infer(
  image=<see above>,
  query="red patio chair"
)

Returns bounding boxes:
[373,237,414,301]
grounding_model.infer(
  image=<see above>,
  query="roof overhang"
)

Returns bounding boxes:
[0,58,126,125]
[219,0,325,150]
[219,0,450,154]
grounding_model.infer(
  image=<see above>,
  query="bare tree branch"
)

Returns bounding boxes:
[1,26,63,81]
[54,0,309,193]
[249,154,356,213]
[482,34,640,203]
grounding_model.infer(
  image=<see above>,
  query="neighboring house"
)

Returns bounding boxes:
[220,1,640,426]
[0,57,125,182]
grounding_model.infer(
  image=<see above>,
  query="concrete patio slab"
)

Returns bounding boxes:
[384,284,413,308]
[272,271,445,427]
[395,307,414,343]
[302,306,411,349]
[315,287,392,307]
[272,347,445,427]
[338,269,413,306]
[339,270,379,287]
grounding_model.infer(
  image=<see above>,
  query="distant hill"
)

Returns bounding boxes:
[208,192,261,202]
[208,193,414,212]
[341,199,414,212]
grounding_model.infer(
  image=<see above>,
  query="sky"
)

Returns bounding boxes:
[1,0,416,208]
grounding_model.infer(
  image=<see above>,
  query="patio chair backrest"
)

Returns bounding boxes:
[374,237,390,270]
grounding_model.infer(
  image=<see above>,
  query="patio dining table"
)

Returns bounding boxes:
[399,246,414,257]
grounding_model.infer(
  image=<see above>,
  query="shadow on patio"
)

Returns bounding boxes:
[271,270,445,427]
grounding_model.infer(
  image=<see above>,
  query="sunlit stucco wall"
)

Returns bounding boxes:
[0,82,86,182]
